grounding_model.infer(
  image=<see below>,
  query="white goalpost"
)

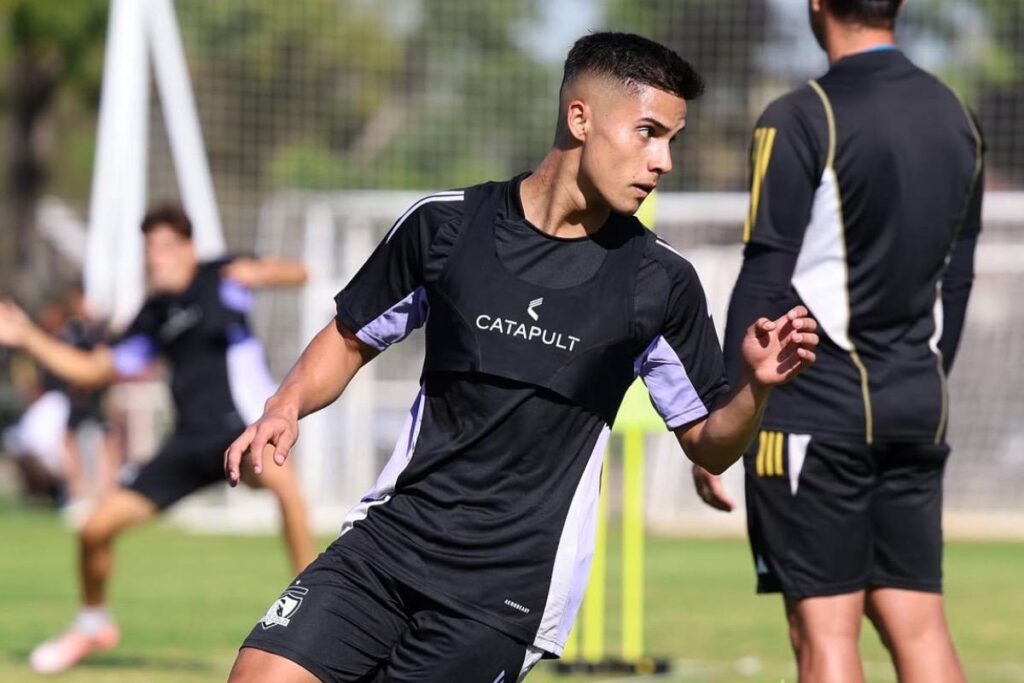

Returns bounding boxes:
[86,0,224,330]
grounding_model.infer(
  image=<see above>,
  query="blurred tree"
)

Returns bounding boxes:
[359,0,552,189]
[904,0,1023,187]
[132,0,555,244]
[178,0,549,198]
[180,0,403,194]
[0,0,107,294]
[975,0,1024,186]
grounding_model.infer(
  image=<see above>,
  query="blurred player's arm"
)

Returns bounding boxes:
[0,300,116,389]
[692,96,822,509]
[938,162,983,374]
[221,257,308,288]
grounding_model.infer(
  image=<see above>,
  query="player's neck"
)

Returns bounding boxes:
[521,152,610,239]
[824,23,895,65]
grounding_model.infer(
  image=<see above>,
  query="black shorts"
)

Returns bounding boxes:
[124,430,237,510]
[242,543,544,682]
[744,431,950,598]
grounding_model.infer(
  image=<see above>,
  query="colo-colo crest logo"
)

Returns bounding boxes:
[475,297,582,352]
[261,584,308,629]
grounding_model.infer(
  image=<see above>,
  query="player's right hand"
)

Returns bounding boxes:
[0,299,33,348]
[224,408,299,486]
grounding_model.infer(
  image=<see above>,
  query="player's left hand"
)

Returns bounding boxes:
[692,464,735,512]
[740,305,818,387]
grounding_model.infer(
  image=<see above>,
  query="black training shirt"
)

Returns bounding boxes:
[726,49,983,443]
[333,175,727,653]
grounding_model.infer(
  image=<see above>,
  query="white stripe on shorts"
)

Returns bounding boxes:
[517,646,544,682]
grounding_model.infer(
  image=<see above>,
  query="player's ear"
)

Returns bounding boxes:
[565,99,590,143]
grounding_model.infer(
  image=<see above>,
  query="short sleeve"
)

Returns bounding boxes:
[636,241,729,430]
[334,192,464,351]
[743,93,824,253]
[110,302,162,378]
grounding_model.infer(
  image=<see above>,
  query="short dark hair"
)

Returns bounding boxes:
[828,0,901,28]
[561,32,704,102]
[141,203,193,240]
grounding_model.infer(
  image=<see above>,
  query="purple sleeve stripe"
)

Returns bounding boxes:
[112,334,158,377]
[219,278,254,313]
[635,335,709,429]
[352,287,429,351]
[663,404,711,430]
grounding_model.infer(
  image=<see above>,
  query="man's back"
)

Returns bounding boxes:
[731,49,983,443]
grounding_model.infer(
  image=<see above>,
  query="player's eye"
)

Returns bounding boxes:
[638,126,653,139]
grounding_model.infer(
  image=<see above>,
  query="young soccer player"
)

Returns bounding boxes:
[695,2,982,681]
[225,32,819,682]
[0,205,316,674]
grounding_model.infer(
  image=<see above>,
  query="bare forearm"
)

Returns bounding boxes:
[257,259,307,287]
[678,371,770,474]
[265,321,372,420]
[21,326,115,389]
[227,258,308,289]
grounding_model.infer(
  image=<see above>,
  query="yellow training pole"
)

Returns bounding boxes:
[581,462,608,662]
[562,623,579,661]
[621,429,645,661]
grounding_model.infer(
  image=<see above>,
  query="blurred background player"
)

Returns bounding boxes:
[48,284,124,512]
[224,32,818,682]
[0,204,315,674]
[694,1,983,682]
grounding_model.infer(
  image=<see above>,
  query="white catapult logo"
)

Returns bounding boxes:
[475,298,581,352]
[527,297,543,321]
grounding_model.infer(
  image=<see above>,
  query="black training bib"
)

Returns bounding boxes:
[422,183,649,423]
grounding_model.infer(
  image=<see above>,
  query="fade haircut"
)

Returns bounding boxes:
[141,203,193,240]
[828,0,901,28]
[560,32,705,105]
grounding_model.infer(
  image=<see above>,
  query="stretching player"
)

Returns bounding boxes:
[226,32,819,682]
[695,2,982,681]
[0,205,315,674]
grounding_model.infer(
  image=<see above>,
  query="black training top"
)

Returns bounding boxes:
[334,175,728,654]
[725,48,984,444]
[110,257,277,434]
[57,317,109,427]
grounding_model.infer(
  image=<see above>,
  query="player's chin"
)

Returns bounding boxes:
[610,195,644,216]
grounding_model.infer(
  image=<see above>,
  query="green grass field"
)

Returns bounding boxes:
[1,500,1022,683]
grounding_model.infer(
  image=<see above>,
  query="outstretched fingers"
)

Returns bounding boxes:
[777,309,818,350]
[762,306,818,381]
[751,316,776,347]
[271,427,297,466]
[224,419,298,486]
[224,426,257,487]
